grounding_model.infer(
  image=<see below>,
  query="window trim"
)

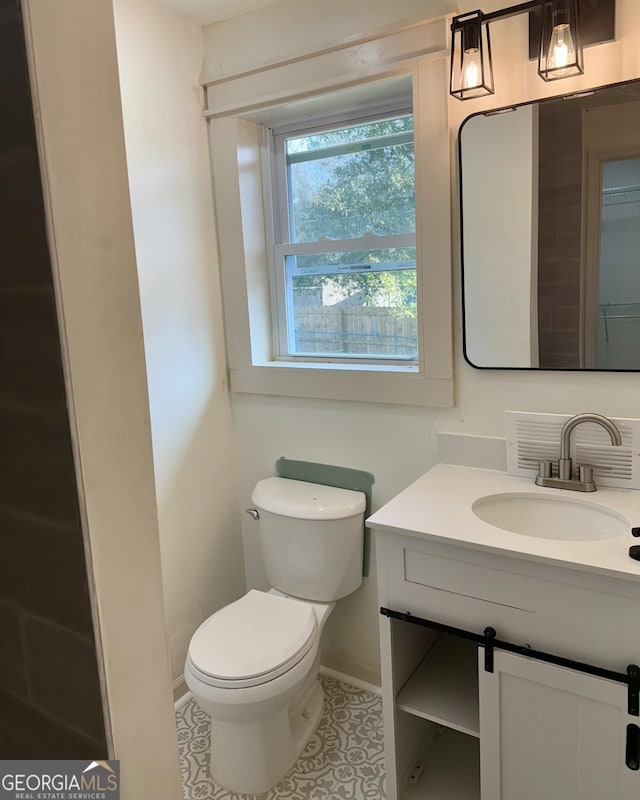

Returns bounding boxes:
[207,38,453,407]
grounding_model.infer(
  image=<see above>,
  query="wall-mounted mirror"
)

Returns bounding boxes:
[460,79,640,370]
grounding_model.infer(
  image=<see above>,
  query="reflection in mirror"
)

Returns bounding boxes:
[596,158,640,368]
[460,79,640,370]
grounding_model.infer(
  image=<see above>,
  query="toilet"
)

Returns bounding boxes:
[184,477,366,795]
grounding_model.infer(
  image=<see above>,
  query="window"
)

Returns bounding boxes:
[270,112,418,364]
[207,56,453,407]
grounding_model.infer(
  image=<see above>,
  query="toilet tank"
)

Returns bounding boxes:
[251,477,366,602]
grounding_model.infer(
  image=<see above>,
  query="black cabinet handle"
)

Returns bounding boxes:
[483,626,496,673]
[626,724,640,770]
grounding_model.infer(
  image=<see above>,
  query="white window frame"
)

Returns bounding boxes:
[205,17,454,407]
[268,106,418,366]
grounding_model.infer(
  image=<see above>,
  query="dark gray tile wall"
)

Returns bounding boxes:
[0,0,107,758]
[537,102,583,369]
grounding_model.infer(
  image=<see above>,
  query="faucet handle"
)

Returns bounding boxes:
[538,460,553,479]
[578,465,594,483]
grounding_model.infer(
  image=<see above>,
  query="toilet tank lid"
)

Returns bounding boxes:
[252,477,365,520]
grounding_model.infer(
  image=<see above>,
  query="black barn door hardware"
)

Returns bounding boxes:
[483,627,496,673]
[628,664,640,716]
[381,607,635,694]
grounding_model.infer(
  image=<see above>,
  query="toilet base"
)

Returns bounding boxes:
[209,674,324,795]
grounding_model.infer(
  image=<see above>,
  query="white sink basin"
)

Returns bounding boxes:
[472,492,630,541]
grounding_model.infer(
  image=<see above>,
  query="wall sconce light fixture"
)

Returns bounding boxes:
[538,0,582,81]
[450,11,494,100]
[450,0,615,100]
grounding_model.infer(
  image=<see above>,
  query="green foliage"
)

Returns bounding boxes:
[287,116,416,317]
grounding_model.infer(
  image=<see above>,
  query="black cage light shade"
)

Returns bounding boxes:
[538,0,584,81]
[450,11,495,100]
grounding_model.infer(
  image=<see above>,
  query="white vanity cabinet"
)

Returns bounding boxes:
[373,523,640,800]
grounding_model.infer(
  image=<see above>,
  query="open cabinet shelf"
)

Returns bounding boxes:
[402,729,480,800]
[397,634,479,738]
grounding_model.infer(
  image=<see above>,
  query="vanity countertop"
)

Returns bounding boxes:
[367,464,640,583]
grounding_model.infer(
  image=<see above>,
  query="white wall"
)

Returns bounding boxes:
[23,1,182,796]
[113,0,246,682]
[218,0,640,684]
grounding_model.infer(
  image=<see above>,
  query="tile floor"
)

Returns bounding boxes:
[176,674,386,800]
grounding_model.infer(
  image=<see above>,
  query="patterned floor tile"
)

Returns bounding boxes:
[176,675,386,800]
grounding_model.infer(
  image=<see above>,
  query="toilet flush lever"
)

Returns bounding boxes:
[245,507,260,520]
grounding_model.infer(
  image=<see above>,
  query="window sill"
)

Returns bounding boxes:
[267,359,419,372]
[230,362,454,407]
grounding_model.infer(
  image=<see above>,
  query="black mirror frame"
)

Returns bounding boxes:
[458,76,640,372]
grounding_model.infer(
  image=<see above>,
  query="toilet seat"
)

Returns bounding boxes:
[187,590,318,689]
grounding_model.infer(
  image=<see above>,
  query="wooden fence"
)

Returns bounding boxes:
[293,306,417,356]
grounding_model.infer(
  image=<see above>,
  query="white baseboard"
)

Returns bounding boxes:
[320,649,381,694]
[173,676,191,711]
[319,665,381,696]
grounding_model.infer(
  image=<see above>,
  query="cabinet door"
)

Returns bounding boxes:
[479,649,639,800]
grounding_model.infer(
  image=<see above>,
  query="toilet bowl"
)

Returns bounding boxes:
[185,589,334,795]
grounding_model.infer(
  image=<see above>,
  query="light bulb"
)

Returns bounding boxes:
[461,48,480,90]
[547,24,576,76]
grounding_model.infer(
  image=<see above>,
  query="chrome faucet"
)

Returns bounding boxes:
[535,413,622,492]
